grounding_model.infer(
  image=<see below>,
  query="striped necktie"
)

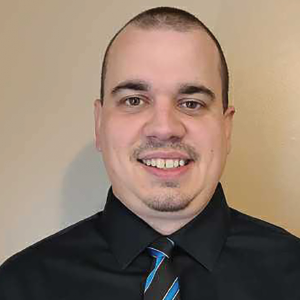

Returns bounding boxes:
[144,237,181,300]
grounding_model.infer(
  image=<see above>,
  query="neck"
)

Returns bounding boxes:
[111,185,216,235]
[131,198,211,235]
[142,215,194,235]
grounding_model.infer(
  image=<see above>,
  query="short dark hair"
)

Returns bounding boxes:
[100,7,229,111]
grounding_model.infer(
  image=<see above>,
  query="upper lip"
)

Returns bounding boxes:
[138,151,191,160]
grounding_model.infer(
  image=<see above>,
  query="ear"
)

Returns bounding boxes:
[94,99,103,152]
[223,105,235,154]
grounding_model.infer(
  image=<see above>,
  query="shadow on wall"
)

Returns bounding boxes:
[61,142,110,227]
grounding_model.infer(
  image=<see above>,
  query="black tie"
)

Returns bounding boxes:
[144,237,181,300]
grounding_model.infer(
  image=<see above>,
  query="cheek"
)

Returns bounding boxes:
[100,114,140,152]
[205,122,228,165]
[188,118,225,153]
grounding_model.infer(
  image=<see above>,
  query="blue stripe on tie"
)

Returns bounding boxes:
[163,278,179,300]
[144,255,165,292]
[148,247,169,258]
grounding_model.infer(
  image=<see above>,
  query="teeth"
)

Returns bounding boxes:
[157,159,164,169]
[165,159,173,169]
[151,159,156,167]
[141,158,188,169]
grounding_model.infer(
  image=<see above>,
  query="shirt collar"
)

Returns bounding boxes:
[100,183,230,271]
[100,187,160,269]
[170,183,230,271]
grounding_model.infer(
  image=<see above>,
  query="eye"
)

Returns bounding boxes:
[179,100,204,110]
[117,95,149,112]
[124,96,144,106]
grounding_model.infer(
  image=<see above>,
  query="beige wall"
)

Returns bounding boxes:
[1,0,299,264]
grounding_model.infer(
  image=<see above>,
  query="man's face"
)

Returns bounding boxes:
[94,26,234,220]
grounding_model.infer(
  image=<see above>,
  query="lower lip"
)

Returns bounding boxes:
[139,162,192,179]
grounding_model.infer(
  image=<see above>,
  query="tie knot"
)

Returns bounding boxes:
[147,237,175,259]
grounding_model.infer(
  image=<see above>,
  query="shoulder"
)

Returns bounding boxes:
[228,207,300,260]
[0,212,107,288]
[230,208,299,239]
[217,207,300,297]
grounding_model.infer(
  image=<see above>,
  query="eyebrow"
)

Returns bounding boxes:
[177,83,215,100]
[110,79,215,100]
[111,80,150,96]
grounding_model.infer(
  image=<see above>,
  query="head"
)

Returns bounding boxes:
[94,7,235,230]
[100,7,229,111]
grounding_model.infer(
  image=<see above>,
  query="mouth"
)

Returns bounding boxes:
[137,158,192,170]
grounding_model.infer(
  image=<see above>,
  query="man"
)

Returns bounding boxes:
[0,6,299,300]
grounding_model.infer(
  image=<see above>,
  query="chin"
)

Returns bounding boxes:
[142,190,193,213]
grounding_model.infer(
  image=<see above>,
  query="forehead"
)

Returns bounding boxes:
[105,26,221,96]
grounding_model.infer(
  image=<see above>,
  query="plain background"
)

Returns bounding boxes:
[1,0,300,264]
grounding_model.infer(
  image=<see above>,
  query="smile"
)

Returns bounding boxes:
[138,158,191,169]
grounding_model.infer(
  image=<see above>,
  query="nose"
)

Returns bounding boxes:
[142,100,186,143]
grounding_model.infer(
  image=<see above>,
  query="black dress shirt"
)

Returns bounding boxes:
[0,183,299,299]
